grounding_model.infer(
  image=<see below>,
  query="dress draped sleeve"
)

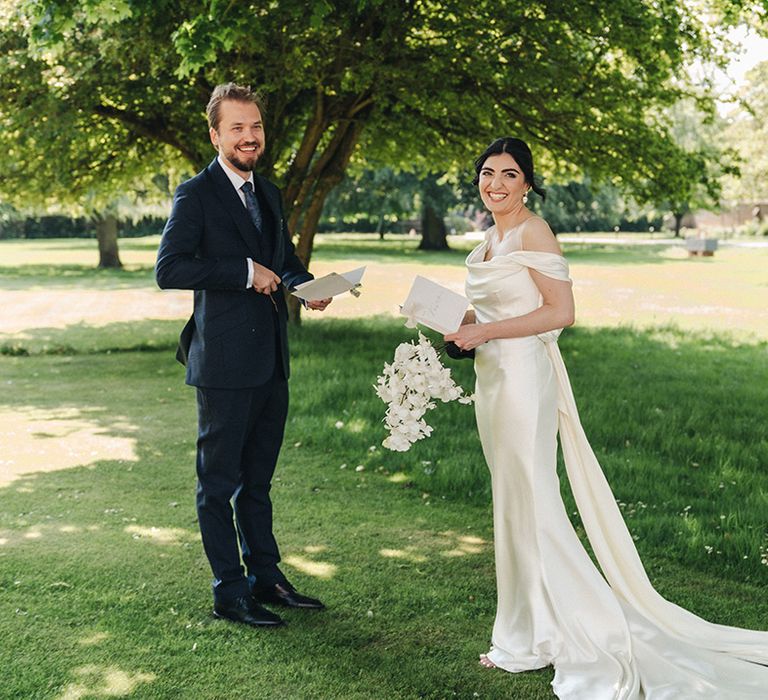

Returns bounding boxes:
[476,250,571,282]
[496,250,571,283]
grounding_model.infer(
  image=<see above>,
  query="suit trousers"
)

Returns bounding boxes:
[195,371,289,603]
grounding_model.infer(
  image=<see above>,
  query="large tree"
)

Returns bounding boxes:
[0,1,764,299]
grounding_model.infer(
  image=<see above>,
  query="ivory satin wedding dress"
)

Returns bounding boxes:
[466,222,768,699]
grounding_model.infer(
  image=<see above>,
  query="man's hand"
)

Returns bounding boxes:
[251,261,281,295]
[306,298,332,311]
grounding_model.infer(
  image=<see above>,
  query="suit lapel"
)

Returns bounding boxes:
[254,174,284,271]
[206,159,263,260]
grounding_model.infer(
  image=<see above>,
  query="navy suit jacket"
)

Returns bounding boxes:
[155,158,312,388]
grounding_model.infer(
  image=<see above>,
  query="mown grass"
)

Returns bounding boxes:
[2,319,767,700]
[9,313,767,583]
[0,337,548,700]
[1,235,767,698]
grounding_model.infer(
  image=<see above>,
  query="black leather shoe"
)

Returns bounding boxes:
[213,596,284,627]
[253,582,325,610]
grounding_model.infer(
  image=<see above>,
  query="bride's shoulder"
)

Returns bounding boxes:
[521,216,562,255]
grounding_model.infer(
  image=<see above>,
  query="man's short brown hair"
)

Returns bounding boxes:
[206,83,265,131]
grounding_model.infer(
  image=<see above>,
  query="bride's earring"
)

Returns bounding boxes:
[522,190,529,204]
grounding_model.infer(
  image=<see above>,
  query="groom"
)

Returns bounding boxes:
[156,82,331,627]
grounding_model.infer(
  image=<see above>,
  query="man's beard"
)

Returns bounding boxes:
[224,143,262,172]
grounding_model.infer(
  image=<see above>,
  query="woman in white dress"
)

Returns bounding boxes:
[444,137,768,699]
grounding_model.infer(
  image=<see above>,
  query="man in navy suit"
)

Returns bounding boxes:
[156,83,331,627]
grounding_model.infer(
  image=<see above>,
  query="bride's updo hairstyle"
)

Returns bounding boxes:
[472,137,546,200]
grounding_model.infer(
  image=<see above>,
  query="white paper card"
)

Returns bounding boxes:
[400,276,469,334]
[292,266,366,301]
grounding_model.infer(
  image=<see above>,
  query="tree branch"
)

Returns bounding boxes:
[93,104,200,167]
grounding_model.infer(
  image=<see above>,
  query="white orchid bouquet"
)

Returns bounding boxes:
[375,332,473,452]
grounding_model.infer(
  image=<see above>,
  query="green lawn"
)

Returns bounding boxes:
[0,236,766,699]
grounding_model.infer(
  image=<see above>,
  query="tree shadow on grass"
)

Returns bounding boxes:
[0,319,182,356]
[2,318,766,565]
[0,264,155,290]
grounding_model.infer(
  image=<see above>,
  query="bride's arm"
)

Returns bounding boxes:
[444,220,574,350]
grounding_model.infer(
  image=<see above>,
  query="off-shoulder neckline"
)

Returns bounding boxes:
[473,252,567,263]
[471,240,566,265]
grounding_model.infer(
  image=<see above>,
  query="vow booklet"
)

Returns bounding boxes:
[400,276,469,334]
[292,266,366,301]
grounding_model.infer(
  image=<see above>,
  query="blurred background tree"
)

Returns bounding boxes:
[722,61,768,208]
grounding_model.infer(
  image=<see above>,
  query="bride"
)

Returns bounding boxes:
[444,137,768,699]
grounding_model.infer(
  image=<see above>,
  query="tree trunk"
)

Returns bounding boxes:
[96,214,122,268]
[377,213,385,240]
[418,203,449,250]
[283,87,329,218]
[673,212,683,238]
[287,99,373,324]
[286,291,303,325]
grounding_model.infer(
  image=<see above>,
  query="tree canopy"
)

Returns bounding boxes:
[1,0,765,267]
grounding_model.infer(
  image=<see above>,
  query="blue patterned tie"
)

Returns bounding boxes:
[241,181,262,232]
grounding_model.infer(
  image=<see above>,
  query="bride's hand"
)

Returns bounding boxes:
[444,323,488,351]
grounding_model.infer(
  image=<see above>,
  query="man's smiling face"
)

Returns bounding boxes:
[210,99,265,177]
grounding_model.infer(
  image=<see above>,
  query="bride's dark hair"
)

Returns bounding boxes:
[472,137,546,200]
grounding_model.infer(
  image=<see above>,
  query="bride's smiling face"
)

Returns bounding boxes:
[478,153,529,214]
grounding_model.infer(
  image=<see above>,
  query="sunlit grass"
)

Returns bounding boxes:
[0,405,139,487]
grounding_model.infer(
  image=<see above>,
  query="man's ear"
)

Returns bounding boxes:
[209,127,219,149]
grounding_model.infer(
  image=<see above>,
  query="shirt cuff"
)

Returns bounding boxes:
[246,258,254,289]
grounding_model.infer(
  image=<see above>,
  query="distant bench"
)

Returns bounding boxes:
[686,237,718,257]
